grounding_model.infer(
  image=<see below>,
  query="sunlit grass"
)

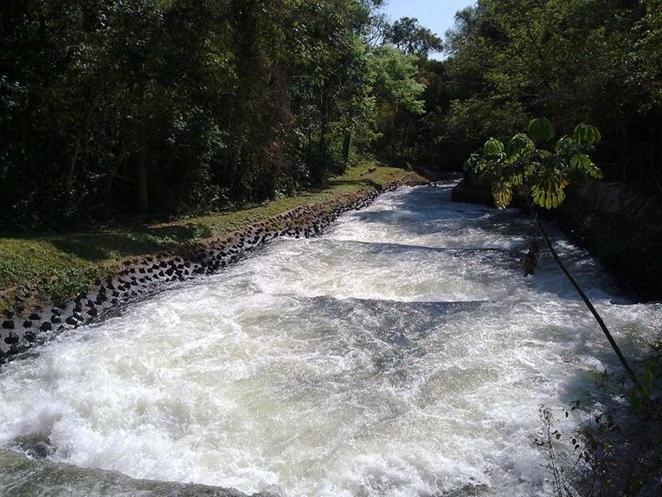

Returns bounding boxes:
[0,163,420,313]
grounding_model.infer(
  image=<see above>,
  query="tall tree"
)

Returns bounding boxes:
[384,17,443,58]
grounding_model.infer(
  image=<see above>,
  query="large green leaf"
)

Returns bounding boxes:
[531,181,567,209]
[483,137,505,157]
[554,136,577,156]
[575,124,602,145]
[570,154,603,178]
[492,181,513,209]
[506,133,535,158]
[528,118,555,144]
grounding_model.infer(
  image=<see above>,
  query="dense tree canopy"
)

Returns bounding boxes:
[0,0,416,230]
[1,0,660,231]
[384,17,443,58]
[402,0,661,188]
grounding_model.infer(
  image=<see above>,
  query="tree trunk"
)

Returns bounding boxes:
[64,91,101,208]
[104,148,128,206]
[65,137,83,195]
[228,0,260,196]
[390,109,398,160]
[138,158,149,215]
[316,89,329,185]
[342,128,352,166]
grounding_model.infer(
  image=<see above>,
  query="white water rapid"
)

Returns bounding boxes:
[0,184,660,497]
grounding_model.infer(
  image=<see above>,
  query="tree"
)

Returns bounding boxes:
[0,0,443,230]
[465,118,640,385]
[442,0,662,189]
[384,17,443,58]
[370,46,426,160]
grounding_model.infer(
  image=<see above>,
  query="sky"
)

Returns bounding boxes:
[382,0,476,56]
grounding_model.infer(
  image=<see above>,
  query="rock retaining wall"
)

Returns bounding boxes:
[0,175,422,363]
[556,181,662,300]
[451,177,662,300]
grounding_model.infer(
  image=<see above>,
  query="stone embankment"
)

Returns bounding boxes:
[451,177,662,300]
[557,181,662,300]
[0,174,422,363]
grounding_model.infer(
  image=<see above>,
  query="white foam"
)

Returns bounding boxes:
[0,184,659,496]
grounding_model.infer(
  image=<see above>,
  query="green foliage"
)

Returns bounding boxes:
[384,17,443,58]
[528,118,556,144]
[574,124,602,146]
[441,0,662,188]
[483,137,504,157]
[438,97,530,167]
[4,0,658,231]
[464,119,603,209]
[369,46,426,162]
[0,0,426,230]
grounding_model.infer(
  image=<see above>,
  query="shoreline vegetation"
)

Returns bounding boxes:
[557,186,662,303]
[0,163,423,317]
[452,177,662,302]
[1,0,661,494]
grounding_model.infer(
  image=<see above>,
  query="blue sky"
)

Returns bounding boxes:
[382,0,476,45]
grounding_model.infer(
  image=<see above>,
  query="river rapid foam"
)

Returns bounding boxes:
[1,184,660,497]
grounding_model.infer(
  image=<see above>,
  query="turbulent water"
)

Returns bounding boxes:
[0,184,660,497]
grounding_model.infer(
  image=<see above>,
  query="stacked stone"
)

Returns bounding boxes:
[0,176,416,363]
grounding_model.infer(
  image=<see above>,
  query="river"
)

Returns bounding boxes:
[0,184,659,497]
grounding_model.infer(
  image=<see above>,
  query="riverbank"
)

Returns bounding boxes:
[451,179,662,495]
[0,163,424,360]
[451,179,662,302]
[555,181,662,302]
[2,183,659,496]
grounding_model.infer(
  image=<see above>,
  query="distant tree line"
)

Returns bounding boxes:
[1,0,659,231]
[402,0,661,192]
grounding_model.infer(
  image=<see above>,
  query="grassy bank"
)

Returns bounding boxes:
[0,163,422,315]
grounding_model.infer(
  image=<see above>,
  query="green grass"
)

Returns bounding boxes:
[0,163,421,314]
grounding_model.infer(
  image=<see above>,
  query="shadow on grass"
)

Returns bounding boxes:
[326,178,381,189]
[46,223,213,262]
[2,172,397,264]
